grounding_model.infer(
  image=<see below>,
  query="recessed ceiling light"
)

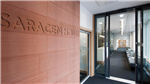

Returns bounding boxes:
[120,19,124,35]
[120,14,124,17]
[99,22,103,24]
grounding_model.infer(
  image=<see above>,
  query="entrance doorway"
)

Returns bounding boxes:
[109,11,135,81]
[94,3,150,84]
[136,7,150,84]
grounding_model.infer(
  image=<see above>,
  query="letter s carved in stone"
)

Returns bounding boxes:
[1,13,10,28]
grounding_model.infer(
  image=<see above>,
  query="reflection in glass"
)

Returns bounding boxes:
[143,9,150,83]
[96,17,105,76]
[80,32,89,82]
[106,16,109,76]
[110,33,114,55]
[137,10,141,83]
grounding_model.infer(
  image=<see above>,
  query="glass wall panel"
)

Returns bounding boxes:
[80,32,89,82]
[95,17,105,76]
[106,16,109,76]
[143,9,150,84]
[137,10,141,83]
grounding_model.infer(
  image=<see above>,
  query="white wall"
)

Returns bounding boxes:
[80,3,93,30]
[113,33,130,50]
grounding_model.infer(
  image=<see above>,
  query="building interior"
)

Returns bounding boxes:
[1,0,150,84]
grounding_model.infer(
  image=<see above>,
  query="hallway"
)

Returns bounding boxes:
[84,51,135,84]
[110,51,135,81]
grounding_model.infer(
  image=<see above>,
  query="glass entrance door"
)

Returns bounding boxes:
[136,7,150,84]
[142,7,150,84]
[95,15,110,77]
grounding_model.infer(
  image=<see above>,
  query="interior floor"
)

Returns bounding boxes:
[95,50,135,80]
[96,65,105,75]
[83,76,128,84]
[138,71,150,84]
[110,51,135,81]
[80,72,87,82]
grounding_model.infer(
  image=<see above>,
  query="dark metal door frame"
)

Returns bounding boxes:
[135,5,150,84]
[80,30,90,83]
[94,14,110,78]
[135,8,138,83]
[135,8,144,84]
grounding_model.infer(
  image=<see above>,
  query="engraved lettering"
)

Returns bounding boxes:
[1,13,80,37]
[1,13,10,28]
[71,30,75,36]
[57,26,62,35]
[27,19,35,31]
[37,22,44,33]
[45,24,51,33]
[75,30,77,36]
[14,17,25,30]
[52,25,56,34]
[67,29,71,35]
[64,28,67,35]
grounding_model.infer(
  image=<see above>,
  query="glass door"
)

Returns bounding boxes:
[95,15,110,77]
[142,7,150,84]
[80,30,90,82]
[136,6,150,84]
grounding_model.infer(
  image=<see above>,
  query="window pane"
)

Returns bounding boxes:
[96,17,105,76]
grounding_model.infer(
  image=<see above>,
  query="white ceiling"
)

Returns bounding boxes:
[96,11,135,34]
[81,0,150,35]
[80,0,150,14]
[110,11,135,34]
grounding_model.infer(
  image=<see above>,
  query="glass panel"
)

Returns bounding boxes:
[137,10,141,83]
[96,17,105,76]
[143,9,150,84]
[80,32,89,82]
[106,16,109,76]
[110,33,114,55]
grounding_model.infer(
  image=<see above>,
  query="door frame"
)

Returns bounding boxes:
[135,6,150,84]
[80,29,90,84]
[94,3,150,83]
[135,7,144,84]
[94,14,110,77]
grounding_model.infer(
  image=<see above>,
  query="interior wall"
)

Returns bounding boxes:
[80,3,94,77]
[113,33,130,50]
[80,3,93,30]
[1,1,80,84]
